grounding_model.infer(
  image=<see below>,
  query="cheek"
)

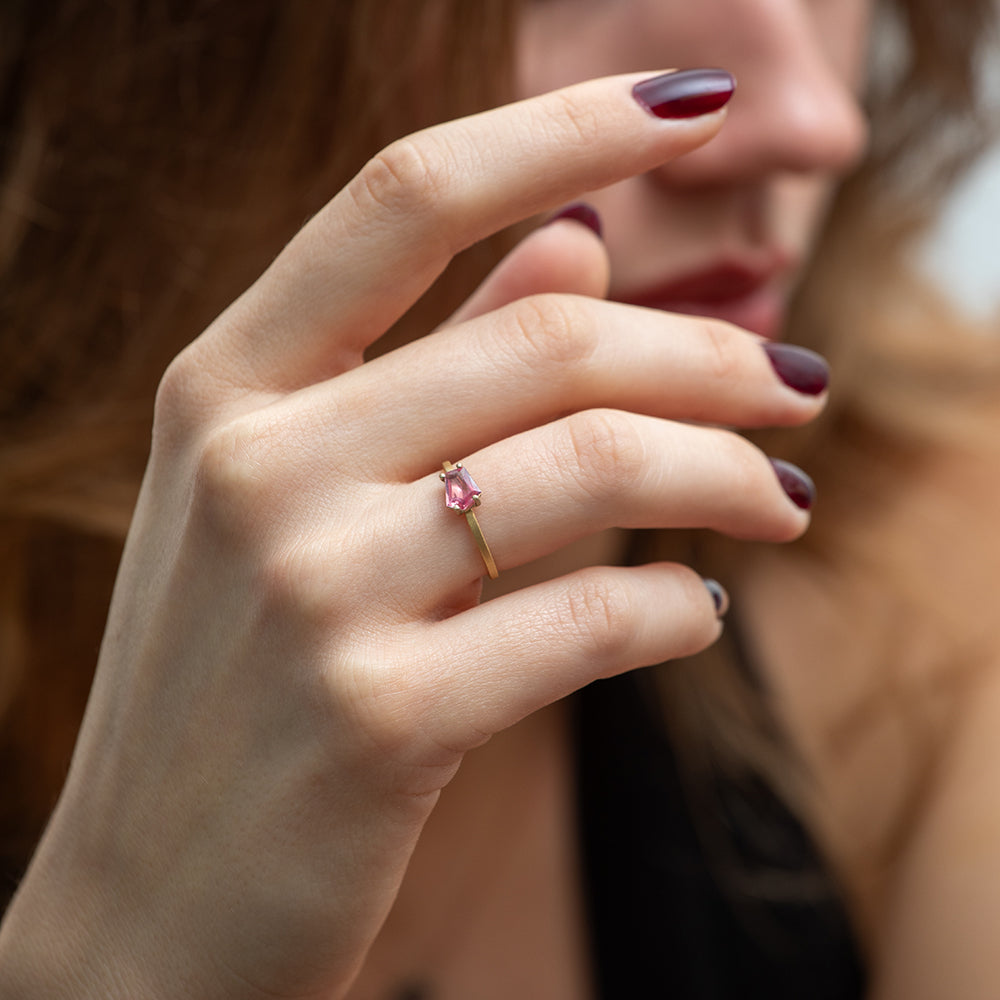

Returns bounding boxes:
[515,1,634,98]
[517,0,876,101]
[776,176,843,257]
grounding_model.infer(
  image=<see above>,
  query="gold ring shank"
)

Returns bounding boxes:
[464,509,499,579]
[441,460,499,579]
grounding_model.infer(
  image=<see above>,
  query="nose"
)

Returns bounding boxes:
[648,0,870,187]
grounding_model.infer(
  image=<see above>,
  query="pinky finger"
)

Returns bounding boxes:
[418,563,724,751]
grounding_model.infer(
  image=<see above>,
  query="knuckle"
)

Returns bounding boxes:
[152,341,243,449]
[715,430,763,505]
[153,349,207,439]
[256,541,325,623]
[506,294,597,372]
[322,643,445,771]
[716,428,759,482]
[548,90,604,148]
[190,417,278,539]
[153,353,191,424]
[563,570,636,664]
[699,319,745,387]
[351,134,455,223]
[560,409,645,503]
[254,541,371,651]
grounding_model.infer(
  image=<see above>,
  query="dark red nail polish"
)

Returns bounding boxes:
[632,68,735,120]
[770,458,815,510]
[764,343,829,396]
[703,578,730,618]
[548,202,603,238]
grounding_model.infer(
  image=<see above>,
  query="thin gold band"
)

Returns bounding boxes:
[463,508,499,579]
[440,460,499,579]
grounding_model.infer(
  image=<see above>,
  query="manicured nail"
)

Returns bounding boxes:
[632,68,735,120]
[703,578,730,618]
[763,342,829,396]
[548,202,603,238]
[770,458,816,510]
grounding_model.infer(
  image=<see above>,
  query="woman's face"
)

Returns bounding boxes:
[517,0,872,338]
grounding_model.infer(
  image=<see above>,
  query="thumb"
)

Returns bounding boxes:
[444,206,610,327]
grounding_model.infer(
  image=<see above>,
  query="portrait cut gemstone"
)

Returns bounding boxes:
[443,465,481,512]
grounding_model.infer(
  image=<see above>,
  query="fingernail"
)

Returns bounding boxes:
[632,68,735,120]
[548,202,603,238]
[764,343,829,396]
[703,578,730,618]
[770,458,816,511]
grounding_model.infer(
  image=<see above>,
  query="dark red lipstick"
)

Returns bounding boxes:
[616,258,791,339]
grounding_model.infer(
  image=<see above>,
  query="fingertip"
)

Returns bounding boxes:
[703,578,730,619]
[444,214,611,326]
[631,68,736,120]
[769,457,816,511]
[525,214,612,300]
[763,342,830,397]
[546,202,603,239]
[630,561,726,659]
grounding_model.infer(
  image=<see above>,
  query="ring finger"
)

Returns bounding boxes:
[387,409,810,601]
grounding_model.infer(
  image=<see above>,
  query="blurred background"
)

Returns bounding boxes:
[920,138,1000,322]
[918,54,1000,323]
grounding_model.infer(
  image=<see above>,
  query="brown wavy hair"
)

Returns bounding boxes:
[0,0,996,914]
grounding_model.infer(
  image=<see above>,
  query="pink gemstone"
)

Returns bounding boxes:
[443,465,481,512]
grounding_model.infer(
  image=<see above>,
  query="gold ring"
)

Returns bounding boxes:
[440,461,499,579]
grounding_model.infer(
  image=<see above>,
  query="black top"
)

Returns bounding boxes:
[574,668,868,999]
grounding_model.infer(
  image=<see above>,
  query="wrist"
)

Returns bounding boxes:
[0,831,167,1000]
[0,887,114,1000]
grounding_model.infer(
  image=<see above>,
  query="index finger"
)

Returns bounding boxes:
[214,69,734,389]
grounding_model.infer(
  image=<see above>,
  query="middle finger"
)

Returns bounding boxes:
[285,295,828,480]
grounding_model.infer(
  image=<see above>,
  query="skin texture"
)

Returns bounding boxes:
[14,1,998,998]
[518,0,871,335]
[0,72,822,1000]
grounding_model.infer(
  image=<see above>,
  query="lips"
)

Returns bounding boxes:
[616,260,791,339]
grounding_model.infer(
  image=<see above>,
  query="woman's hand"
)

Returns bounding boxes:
[0,72,826,999]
